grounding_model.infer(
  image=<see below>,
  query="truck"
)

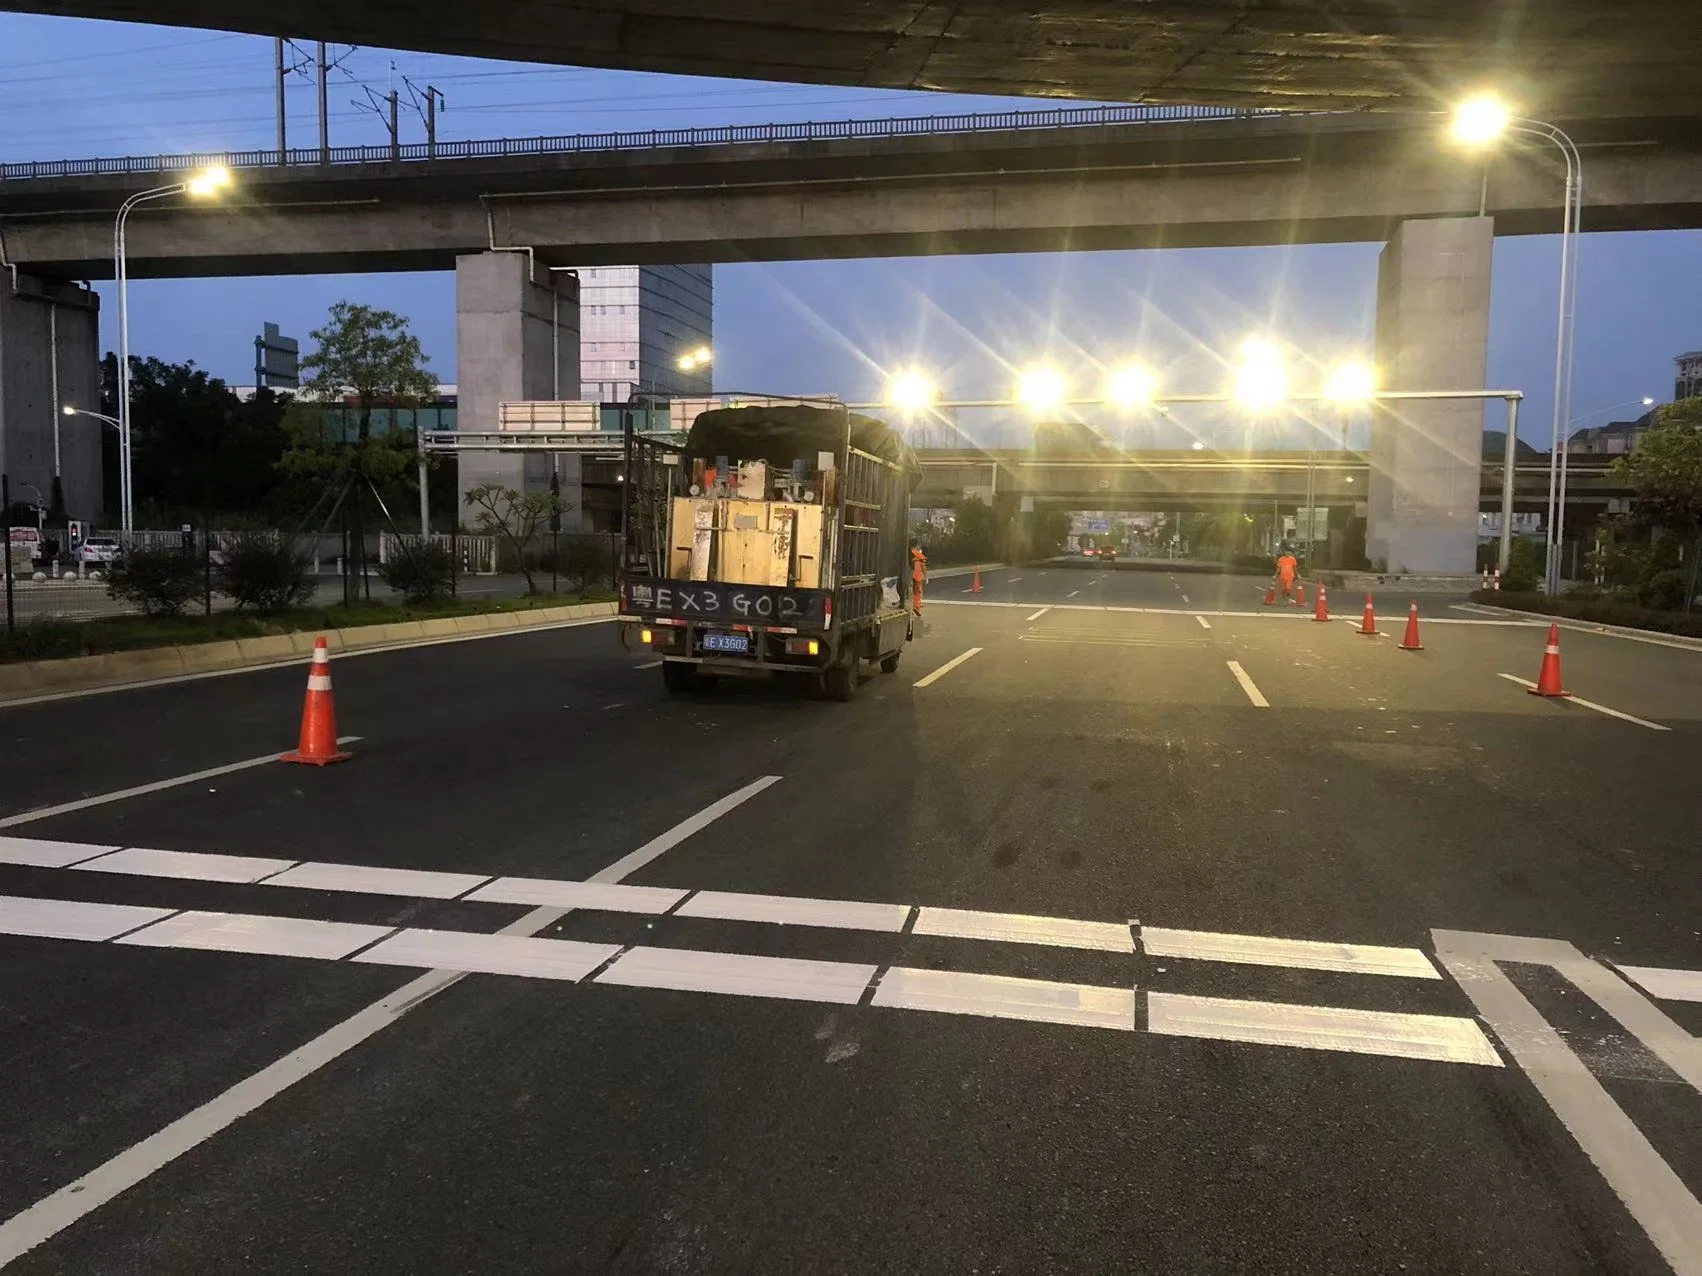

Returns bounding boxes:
[618,403,916,700]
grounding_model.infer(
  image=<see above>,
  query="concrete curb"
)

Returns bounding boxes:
[927,562,1006,580]
[1456,601,1702,653]
[0,601,620,703]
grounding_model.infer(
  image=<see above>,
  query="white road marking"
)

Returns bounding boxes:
[1195,615,1211,630]
[1496,673,1671,730]
[353,929,621,981]
[0,894,175,942]
[677,891,910,932]
[0,738,360,829]
[1066,589,1080,598]
[1008,576,1024,582]
[71,846,297,885]
[466,878,689,913]
[1434,930,1702,1274]
[1179,593,1190,604]
[912,906,1133,953]
[873,967,1136,1031]
[1026,607,1051,621]
[933,598,1543,624]
[913,647,983,688]
[117,911,393,961]
[262,862,491,900]
[1147,992,1502,1066]
[0,776,782,1267]
[597,946,876,1005]
[0,836,116,867]
[1616,964,1702,1003]
[635,659,663,670]
[1226,660,1269,707]
[1142,927,1439,979]
[1454,602,1702,647]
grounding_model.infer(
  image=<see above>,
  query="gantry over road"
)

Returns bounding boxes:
[2,0,1693,118]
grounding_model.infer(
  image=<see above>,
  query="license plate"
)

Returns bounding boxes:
[702,632,751,653]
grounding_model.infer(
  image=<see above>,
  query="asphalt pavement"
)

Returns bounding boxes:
[0,565,1698,1273]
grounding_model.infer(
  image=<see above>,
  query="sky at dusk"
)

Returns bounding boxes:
[3,13,1700,450]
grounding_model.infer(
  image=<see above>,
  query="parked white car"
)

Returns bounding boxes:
[78,536,121,566]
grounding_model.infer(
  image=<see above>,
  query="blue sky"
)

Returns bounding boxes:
[3,13,1699,449]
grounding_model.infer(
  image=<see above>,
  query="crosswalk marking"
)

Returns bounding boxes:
[72,847,297,885]
[265,862,492,900]
[0,837,116,868]
[353,929,620,981]
[873,967,1136,1031]
[598,946,877,1005]
[677,890,910,932]
[0,894,174,942]
[1616,964,1702,1003]
[912,906,1133,953]
[117,911,393,961]
[1147,992,1502,1066]
[466,877,688,913]
[1142,927,1441,979]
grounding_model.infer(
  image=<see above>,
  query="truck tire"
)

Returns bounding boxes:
[823,655,857,702]
[879,650,902,674]
[661,661,698,696]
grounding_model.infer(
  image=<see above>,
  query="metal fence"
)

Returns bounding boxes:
[377,531,499,576]
[0,102,1258,182]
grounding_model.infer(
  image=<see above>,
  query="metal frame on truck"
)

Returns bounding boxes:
[618,405,913,700]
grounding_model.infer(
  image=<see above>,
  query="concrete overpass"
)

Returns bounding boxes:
[2,110,1699,279]
[2,0,1691,119]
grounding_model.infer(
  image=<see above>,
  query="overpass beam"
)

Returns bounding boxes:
[454,251,580,521]
[0,274,102,524]
[1367,215,1492,575]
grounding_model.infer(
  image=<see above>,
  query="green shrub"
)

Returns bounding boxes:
[1641,568,1689,611]
[106,544,202,615]
[1501,537,1544,592]
[0,617,84,662]
[379,540,455,605]
[217,531,314,613]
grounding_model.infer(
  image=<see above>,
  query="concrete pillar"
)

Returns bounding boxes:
[1366,216,1492,574]
[453,251,579,523]
[0,275,102,524]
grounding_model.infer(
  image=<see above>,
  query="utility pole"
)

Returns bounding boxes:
[426,86,441,157]
[388,89,400,161]
[274,38,287,163]
[316,40,329,164]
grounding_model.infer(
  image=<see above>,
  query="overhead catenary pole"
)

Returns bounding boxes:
[317,41,330,165]
[388,90,400,162]
[425,86,439,158]
[274,37,287,163]
[1500,396,1520,571]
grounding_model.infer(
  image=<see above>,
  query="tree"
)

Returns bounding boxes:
[463,482,569,595]
[298,302,437,444]
[1614,398,1702,609]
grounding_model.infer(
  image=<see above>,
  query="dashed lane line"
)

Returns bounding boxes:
[913,647,983,688]
[1195,616,1212,630]
[1180,594,1191,604]
[1066,589,1081,598]
[1226,660,1270,708]
[1496,673,1671,731]
[1025,607,1051,621]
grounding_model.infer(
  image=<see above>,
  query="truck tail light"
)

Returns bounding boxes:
[640,628,654,644]
[784,638,820,656]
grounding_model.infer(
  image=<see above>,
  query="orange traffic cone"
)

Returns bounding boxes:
[971,568,982,593]
[1398,600,1424,651]
[1293,581,1307,608]
[1358,593,1378,636]
[1263,583,1277,606]
[1313,584,1330,623]
[282,637,352,766]
[1529,623,1570,697]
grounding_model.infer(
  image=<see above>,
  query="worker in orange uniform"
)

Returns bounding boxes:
[910,542,927,615]
[1275,547,1299,600]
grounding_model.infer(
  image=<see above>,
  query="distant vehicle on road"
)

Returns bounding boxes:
[78,537,120,566]
[1081,545,1098,557]
[1099,544,1117,562]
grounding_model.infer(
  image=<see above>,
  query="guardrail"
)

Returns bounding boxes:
[0,102,1256,182]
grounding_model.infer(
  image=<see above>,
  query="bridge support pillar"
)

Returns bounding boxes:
[0,274,102,524]
[454,251,580,520]
[1367,215,1492,575]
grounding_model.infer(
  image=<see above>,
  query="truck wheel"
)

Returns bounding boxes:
[879,651,902,674]
[661,661,698,696]
[823,656,857,702]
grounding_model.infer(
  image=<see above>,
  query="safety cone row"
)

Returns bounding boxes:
[1357,593,1378,636]
[282,636,352,766]
[1313,584,1330,623]
[1398,600,1424,651]
[971,567,982,593]
[1529,623,1570,697]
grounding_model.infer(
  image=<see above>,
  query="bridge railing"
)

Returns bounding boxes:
[0,102,1258,182]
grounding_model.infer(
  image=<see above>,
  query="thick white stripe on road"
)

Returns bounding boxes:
[1147,992,1502,1066]
[1434,931,1702,1275]
[466,878,688,913]
[873,967,1136,1031]
[1617,964,1702,1004]
[1497,673,1671,731]
[0,894,175,942]
[597,946,876,1005]
[353,929,621,981]
[1008,576,1024,582]
[913,647,983,688]
[912,906,1133,953]
[591,774,783,884]
[1066,589,1080,598]
[262,861,491,900]
[1142,927,1440,979]
[0,836,117,867]
[1026,606,1051,621]
[71,846,297,885]
[117,910,392,961]
[1226,660,1269,708]
[0,738,360,828]
[1195,615,1212,630]
[677,890,910,932]
[635,660,663,670]
[0,775,781,1269]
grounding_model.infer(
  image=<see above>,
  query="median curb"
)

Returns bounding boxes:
[1457,601,1702,652]
[0,600,619,704]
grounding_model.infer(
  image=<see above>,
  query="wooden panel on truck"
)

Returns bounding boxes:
[773,502,826,589]
[717,499,771,586]
[688,500,716,580]
[667,497,697,579]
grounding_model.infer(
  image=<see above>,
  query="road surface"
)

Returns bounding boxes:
[0,565,1697,1273]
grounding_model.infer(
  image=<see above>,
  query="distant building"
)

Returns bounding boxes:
[579,266,713,402]
[1675,350,1702,401]
[1568,412,1654,456]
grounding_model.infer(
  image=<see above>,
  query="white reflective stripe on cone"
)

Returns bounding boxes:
[306,675,333,692]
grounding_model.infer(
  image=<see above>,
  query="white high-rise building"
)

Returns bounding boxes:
[579,265,713,402]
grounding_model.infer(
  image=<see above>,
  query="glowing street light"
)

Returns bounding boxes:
[1232,338,1286,410]
[1105,362,1156,409]
[886,369,937,414]
[1449,93,1513,147]
[676,345,712,372]
[1323,360,1376,403]
[1015,365,1067,414]
[184,163,232,198]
